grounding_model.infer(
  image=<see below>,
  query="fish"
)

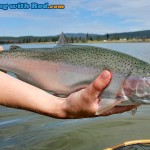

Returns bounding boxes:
[0,43,149,115]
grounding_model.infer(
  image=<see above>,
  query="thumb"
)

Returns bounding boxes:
[80,70,111,102]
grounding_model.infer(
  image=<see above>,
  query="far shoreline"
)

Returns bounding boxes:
[1,39,150,45]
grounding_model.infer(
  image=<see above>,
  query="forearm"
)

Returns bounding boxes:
[0,71,67,118]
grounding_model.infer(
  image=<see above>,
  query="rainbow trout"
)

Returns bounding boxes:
[0,45,149,114]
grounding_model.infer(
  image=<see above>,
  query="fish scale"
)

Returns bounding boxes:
[0,45,149,114]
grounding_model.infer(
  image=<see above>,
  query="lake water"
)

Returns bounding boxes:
[0,43,150,150]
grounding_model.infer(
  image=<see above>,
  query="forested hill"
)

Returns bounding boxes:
[0,30,150,44]
[65,30,150,39]
[106,30,150,39]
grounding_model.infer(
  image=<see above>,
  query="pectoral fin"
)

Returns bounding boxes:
[128,107,137,116]
[95,98,124,115]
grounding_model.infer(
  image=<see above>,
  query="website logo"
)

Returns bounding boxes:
[0,2,65,10]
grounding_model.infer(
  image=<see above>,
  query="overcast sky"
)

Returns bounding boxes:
[0,0,150,36]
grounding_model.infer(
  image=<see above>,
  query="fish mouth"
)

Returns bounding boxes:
[123,76,150,104]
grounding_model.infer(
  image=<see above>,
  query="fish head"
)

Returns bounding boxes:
[122,75,150,104]
[96,74,150,115]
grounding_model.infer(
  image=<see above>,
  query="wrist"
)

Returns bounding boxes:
[56,99,68,119]
[45,98,68,119]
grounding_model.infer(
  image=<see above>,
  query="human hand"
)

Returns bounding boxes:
[0,46,3,51]
[63,70,136,119]
[0,70,136,119]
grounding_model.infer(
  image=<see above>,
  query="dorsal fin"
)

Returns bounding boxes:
[57,32,69,46]
[9,45,22,50]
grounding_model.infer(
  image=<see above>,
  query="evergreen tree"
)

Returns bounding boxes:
[86,33,89,40]
[106,33,109,40]
[89,36,93,41]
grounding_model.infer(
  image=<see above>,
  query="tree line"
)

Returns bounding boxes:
[0,33,126,44]
[1,30,150,44]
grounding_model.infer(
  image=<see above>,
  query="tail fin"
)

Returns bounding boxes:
[9,45,22,50]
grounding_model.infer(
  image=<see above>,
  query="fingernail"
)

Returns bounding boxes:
[101,70,110,80]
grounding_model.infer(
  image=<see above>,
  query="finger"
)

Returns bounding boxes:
[99,105,137,116]
[80,70,111,102]
[0,46,4,51]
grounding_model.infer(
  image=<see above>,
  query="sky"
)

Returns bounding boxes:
[0,0,150,36]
